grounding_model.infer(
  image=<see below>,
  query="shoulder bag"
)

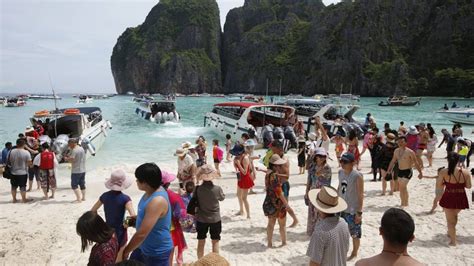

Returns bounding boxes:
[186,185,200,215]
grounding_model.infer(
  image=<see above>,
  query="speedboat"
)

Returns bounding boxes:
[133,94,154,102]
[76,95,93,104]
[437,108,474,125]
[4,97,26,107]
[30,107,112,162]
[29,94,62,100]
[88,94,109,99]
[379,96,421,106]
[135,100,180,123]
[0,97,6,106]
[204,102,298,148]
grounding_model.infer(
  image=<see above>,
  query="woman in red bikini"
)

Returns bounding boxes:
[231,144,254,219]
[436,152,472,246]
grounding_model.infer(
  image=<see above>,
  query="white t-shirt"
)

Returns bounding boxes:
[9,148,31,175]
[178,154,194,175]
[70,146,86,174]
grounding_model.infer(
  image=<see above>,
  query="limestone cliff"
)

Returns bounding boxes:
[111,0,221,94]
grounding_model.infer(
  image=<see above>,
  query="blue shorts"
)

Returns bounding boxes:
[130,248,172,266]
[341,212,362,239]
[71,172,86,190]
[282,181,290,199]
[459,155,466,163]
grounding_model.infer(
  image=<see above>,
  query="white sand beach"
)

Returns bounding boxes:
[0,142,473,265]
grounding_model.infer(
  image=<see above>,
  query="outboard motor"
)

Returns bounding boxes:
[284,126,297,148]
[168,112,175,122]
[81,138,96,156]
[52,134,69,162]
[155,112,162,123]
[161,112,168,123]
[273,127,285,140]
[261,125,274,148]
[38,135,52,146]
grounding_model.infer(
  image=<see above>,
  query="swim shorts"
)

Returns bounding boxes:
[397,169,413,180]
[282,181,290,199]
[196,221,222,240]
[341,212,362,239]
[459,155,466,163]
[71,172,86,190]
[10,174,28,191]
[385,172,393,181]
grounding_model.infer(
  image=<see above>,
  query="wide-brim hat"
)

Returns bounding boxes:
[25,126,35,133]
[408,126,419,135]
[190,252,230,266]
[197,164,219,181]
[229,144,245,156]
[105,169,133,191]
[161,171,176,184]
[174,148,187,156]
[308,186,347,214]
[182,141,196,150]
[386,133,396,143]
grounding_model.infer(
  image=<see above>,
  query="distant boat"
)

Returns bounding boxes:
[126,91,135,95]
[76,95,93,104]
[29,94,62,100]
[4,97,26,107]
[133,94,154,102]
[135,100,180,123]
[88,94,109,99]
[378,96,421,106]
[437,108,474,125]
[0,97,6,106]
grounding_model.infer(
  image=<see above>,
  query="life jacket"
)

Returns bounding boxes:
[39,151,54,170]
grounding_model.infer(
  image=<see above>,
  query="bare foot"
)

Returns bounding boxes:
[27,188,32,192]
[289,220,299,228]
[389,191,394,196]
[82,198,86,201]
[21,198,34,203]
[347,253,358,261]
[234,211,244,216]
[246,216,251,219]
[12,199,18,203]
[428,209,435,214]
[42,196,49,200]
[381,192,386,196]
[279,242,287,247]
[449,241,457,246]
[72,200,82,204]
[49,195,55,199]
[267,243,273,248]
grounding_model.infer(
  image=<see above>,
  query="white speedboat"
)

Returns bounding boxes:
[29,94,62,100]
[4,97,26,107]
[30,107,112,162]
[204,102,298,147]
[76,95,93,104]
[437,108,474,125]
[135,100,180,123]
[133,94,154,102]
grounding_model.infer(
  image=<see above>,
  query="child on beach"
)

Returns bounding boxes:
[297,136,306,174]
[162,171,187,266]
[180,181,197,233]
[331,133,345,165]
[77,211,119,265]
[422,167,445,214]
[225,134,232,162]
[457,139,469,168]
[91,170,135,262]
[212,139,224,176]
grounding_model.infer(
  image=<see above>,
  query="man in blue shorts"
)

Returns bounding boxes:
[65,138,86,203]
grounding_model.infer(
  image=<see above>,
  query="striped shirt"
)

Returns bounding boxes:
[306,216,350,266]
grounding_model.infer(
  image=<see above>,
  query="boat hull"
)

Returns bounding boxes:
[135,107,180,123]
[80,120,110,159]
[437,110,474,125]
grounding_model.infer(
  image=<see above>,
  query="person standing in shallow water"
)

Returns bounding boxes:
[65,138,87,203]
[387,136,423,207]
[355,208,424,266]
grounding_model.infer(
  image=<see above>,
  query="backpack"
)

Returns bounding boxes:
[39,151,54,170]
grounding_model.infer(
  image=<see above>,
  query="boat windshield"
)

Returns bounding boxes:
[212,106,246,120]
[247,106,294,128]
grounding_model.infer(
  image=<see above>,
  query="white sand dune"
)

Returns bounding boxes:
[0,141,473,265]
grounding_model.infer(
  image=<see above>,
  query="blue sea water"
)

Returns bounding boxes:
[0,96,473,169]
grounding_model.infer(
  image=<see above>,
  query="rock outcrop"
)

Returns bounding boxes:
[111,0,221,94]
[112,0,474,96]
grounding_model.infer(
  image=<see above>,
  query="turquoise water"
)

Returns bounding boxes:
[1,96,473,169]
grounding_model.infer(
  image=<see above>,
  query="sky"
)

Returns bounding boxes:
[0,0,340,94]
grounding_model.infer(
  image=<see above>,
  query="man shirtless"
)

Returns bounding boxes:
[416,123,429,168]
[387,136,422,207]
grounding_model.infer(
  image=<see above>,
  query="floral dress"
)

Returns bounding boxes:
[306,163,332,236]
[264,172,286,219]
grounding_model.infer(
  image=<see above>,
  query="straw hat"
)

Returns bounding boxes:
[386,133,396,143]
[174,148,187,156]
[161,171,176,184]
[297,135,306,143]
[25,126,35,133]
[308,186,347,214]
[408,126,419,135]
[182,141,196,150]
[270,154,287,165]
[197,164,219,181]
[105,169,132,191]
[189,252,230,266]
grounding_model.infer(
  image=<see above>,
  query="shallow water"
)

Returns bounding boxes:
[0,96,473,170]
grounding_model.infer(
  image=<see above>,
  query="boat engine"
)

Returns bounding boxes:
[52,134,69,162]
[38,135,52,146]
[273,127,285,140]
[284,126,297,148]
[81,138,96,156]
[168,112,175,122]
[161,112,168,123]
[155,112,162,123]
[261,125,274,148]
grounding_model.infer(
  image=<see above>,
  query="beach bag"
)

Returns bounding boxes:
[3,150,13,179]
[216,147,224,162]
[262,195,277,216]
[186,186,200,216]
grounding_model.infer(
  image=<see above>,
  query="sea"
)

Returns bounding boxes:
[1,96,473,171]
